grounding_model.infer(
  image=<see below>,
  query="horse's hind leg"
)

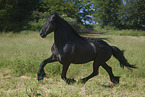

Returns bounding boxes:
[80,60,100,84]
[37,55,57,81]
[101,63,120,84]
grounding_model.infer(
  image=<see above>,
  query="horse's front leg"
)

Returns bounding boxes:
[61,64,76,84]
[37,55,57,81]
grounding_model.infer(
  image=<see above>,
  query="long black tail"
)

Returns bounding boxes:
[111,46,137,69]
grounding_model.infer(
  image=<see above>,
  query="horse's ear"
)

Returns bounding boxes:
[51,11,58,20]
[51,12,57,21]
[53,11,58,17]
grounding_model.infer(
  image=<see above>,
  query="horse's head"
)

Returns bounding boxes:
[40,13,57,38]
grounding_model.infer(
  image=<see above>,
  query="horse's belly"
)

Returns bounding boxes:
[71,44,96,64]
[72,57,94,64]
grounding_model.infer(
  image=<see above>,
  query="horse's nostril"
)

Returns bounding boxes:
[40,32,46,38]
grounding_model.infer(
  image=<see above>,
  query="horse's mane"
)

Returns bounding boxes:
[55,14,82,38]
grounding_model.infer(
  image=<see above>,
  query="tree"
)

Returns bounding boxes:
[0,0,39,31]
[39,0,93,24]
[92,0,122,27]
[118,0,145,28]
[92,0,145,29]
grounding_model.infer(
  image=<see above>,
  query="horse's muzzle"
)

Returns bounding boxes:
[40,32,46,38]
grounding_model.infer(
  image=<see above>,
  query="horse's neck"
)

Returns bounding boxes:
[54,25,80,48]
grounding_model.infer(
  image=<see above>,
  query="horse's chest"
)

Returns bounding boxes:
[53,44,74,64]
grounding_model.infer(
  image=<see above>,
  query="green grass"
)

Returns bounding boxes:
[0,31,145,96]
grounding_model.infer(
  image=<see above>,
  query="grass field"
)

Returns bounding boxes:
[0,31,145,97]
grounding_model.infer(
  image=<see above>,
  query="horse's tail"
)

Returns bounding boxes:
[111,46,137,69]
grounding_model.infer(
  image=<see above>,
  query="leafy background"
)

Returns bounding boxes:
[0,0,145,32]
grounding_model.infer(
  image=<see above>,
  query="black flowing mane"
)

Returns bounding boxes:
[54,14,83,39]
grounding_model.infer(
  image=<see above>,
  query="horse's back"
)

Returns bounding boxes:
[86,37,112,63]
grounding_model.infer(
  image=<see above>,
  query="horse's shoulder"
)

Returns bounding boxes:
[51,43,57,53]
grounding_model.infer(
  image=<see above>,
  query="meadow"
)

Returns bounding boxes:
[0,31,145,97]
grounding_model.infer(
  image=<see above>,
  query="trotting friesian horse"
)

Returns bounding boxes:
[37,12,137,84]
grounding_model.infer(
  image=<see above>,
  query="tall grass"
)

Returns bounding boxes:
[0,31,145,96]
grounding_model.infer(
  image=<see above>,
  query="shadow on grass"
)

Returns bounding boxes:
[101,84,119,88]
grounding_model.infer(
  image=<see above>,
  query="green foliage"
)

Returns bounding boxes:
[25,19,47,31]
[39,0,93,23]
[0,0,144,32]
[0,0,39,32]
[118,0,145,28]
[92,0,145,29]
[40,0,78,17]
[92,0,122,27]
[0,0,93,32]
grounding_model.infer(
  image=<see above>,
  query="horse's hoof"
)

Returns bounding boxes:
[111,76,120,84]
[38,77,44,82]
[66,78,76,84]
[37,73,46,82]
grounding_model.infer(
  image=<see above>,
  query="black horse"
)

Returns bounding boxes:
[37,12,136,84]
